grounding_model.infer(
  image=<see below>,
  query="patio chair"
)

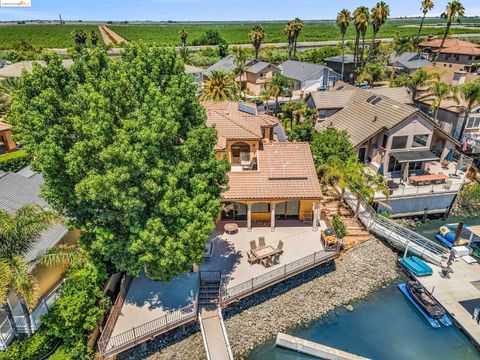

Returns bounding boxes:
[247,251,258,265]
[258,236,266,249]
[250,240,257,251]
[272,252,281,265]
[261,256,272,268]
[277,240,284,253]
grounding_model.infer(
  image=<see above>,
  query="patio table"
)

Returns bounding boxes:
[252,246,276,259]
[409,173,449,185]
[224,223,238,234]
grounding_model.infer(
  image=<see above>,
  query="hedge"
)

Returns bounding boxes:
[0,150,31,172]
[0,331,55,360]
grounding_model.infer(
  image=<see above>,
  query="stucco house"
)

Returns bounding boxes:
[418,38,480,72]
[390,52,432,75]
[0,167,80,350]
[325,54,355,83]
[204,101,323,230]
[280,60,341,92]
[238,61,281,96]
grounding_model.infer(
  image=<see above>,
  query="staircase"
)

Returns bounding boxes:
[321,188,371,250]
[198,272,233,360]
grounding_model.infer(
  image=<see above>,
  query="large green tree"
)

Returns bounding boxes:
[310,128,357,168]
[9,44,229,281]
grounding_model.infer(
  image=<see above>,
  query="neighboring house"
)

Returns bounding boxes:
[307,82,413,124]
[325,54,355,83]
[390,52,432,75]
[204,100,323,230]
[184,64,204,85]
[203,55,238,78]
[0,168,79,350]
[0,122,16,154]
[311,85,464,217]
[240,61,281,96]
[418,39,480,72]
[415,66,480,140]
[280,60,341,92]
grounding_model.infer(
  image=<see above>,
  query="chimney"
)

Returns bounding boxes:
[453,70,467,85]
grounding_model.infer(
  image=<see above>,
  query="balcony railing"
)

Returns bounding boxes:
[0,317,14,350]
[376,182,462,199]
[30,281,63,331]
[221,250,338,306]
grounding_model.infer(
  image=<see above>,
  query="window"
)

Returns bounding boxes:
[252,203,270,213]
[412,134,429,147]
[387,155,402,172]
[391,136,408,149]
[260,72,266,78]
[318,110,327,120]
[467,117,480,129]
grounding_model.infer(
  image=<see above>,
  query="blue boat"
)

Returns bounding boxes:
[398,283,452,328]
[400,256,433,276]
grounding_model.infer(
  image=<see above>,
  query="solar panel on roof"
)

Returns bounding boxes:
[238,102,257,115]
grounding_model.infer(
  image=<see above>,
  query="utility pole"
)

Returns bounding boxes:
[59,14,63,25]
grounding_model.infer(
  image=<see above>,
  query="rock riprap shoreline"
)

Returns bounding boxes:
[119,238,398,360]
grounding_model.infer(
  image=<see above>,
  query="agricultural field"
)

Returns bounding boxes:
[110,18,480,46]
[0,24,102,49]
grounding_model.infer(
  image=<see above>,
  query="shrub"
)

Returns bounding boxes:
[191,30,225,46]
[0,150,32,172]
[41,263,108,358]
[332,215,347,239]
[453,183,480,216]
[0,330,55,360]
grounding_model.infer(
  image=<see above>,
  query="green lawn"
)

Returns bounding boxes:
[110,18,480,46]
[0,24,102,49]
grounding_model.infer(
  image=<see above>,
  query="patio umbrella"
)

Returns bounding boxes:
[445,148,454,162]
[377,163,384,176]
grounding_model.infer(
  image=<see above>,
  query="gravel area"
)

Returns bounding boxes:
[119,238,398,360]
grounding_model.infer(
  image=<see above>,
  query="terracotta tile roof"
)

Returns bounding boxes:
[0,121,12,132]
[438,45,480,56]
[204,101,277,149]
[222,142,322,201]
[418,39,479,49]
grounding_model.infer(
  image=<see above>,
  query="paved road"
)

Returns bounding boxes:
[47,33,480,55]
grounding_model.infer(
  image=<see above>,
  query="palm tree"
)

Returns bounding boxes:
[291,18,304,60]
[0,78,19,117]
[90,30,99,48]
[233,47,248,96]
[318,156,363,200]
[70,29,87,49]
[200,70,238,102]
[393,69,439,100]
[285,21,295,60]
[428,80,459,120]
[354,172,389,217]
[369,2,390,61]
[458,80,480,140]
[0,205,85,337]
[336,9,352,81]
[353,6,370,75]
[179,47,191,63]
[416,0,435,44]
[267,73,292,115]
[435,1,465,61]
[179,29,188,48]
[250,25,266,60]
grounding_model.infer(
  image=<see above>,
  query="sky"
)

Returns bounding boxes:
[0,0,479,22]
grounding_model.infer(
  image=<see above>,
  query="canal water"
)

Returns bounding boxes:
[248,279,480,360]
[249,216,480,360]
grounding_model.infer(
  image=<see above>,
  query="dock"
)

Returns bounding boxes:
[275,332,370,360]
[415,260,480,348]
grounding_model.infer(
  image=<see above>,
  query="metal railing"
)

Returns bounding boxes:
[221,250,338,305]
[339,183,449,264]
[98,303,197,357]
[30,281,64,330]
[0,317,14,350]
[376,182,462,198]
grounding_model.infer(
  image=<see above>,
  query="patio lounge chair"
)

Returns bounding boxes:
[258,236,266,249]
[247,251,258,265]
[250,240,257,251]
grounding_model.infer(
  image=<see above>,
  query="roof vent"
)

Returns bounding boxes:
[367,95,382,105]
[336,85,344,91]
[373,115,378,122]
[238,102,257,115]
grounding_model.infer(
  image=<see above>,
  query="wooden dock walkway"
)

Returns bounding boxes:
[199,308,233,360]
[416,260,480,348]
[276,333,370,360]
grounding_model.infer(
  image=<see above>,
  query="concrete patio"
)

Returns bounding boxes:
[109,221,328,338]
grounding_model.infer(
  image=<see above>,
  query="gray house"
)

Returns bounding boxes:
[390,52,432,75]
[325,54,355,83]
[279,60,341,92]
[204,55,240,78]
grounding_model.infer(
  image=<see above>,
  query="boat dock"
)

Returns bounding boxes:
[275,332,370,360]
[415,260,480,348]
